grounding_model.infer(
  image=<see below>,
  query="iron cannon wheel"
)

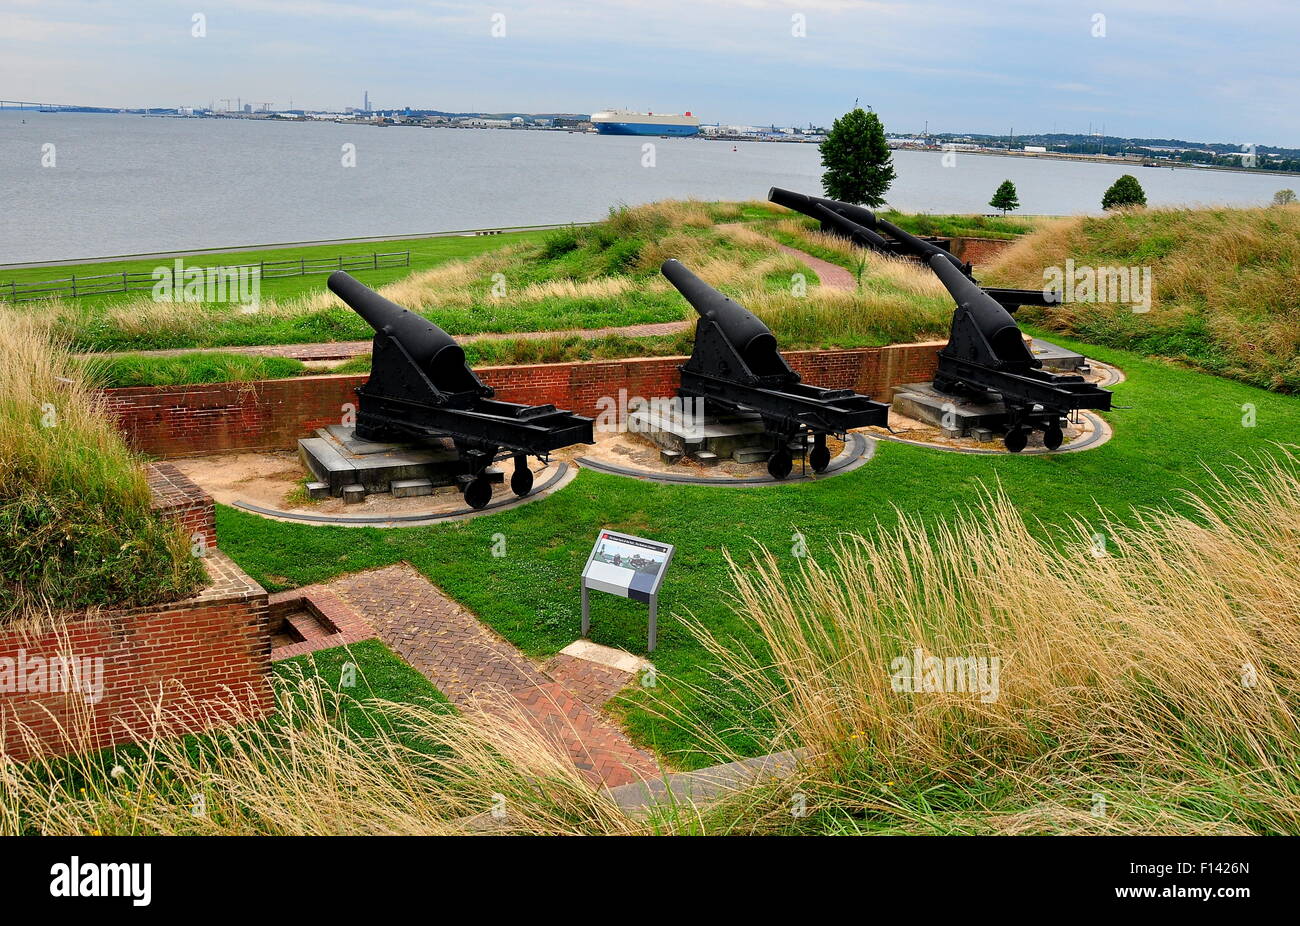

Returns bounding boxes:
[464,477,494,510]
[1043,423,1065,451]
[510,466,535,497]
[809,443,832,473]
[1004,428,1029,454]
[767,448,794,480]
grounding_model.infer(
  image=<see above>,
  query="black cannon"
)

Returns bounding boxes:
[327,271,593,508]
[768,187,1057,312]
[661,259,889,478]
[927,255,1111,452]
[770,185,966,268]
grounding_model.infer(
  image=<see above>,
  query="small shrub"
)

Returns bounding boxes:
[1102,174,1147,210]
[539,226,582,260]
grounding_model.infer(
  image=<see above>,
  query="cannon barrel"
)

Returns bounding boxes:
[768,186,879,229]
[661,259,785,377]
[770,186,969,274]
[874,217,968,274]
[810,203,894,252]
[928,255,1033,366]
[328,270,481,395]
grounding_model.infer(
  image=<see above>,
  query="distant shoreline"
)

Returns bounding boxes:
[940,146,1300,179]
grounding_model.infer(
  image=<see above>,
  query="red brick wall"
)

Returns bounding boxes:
[146,461,216,550]
[103,343,945,457]
[949,236,1017,266]
[0,552,271,761]
[103,376,364,459]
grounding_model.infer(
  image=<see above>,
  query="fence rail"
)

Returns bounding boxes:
[0,251,410,304]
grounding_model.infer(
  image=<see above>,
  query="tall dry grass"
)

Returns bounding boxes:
[984,206,1300,391]
[773,219,951,298]
[744,287,949,348]
[0,667,645,835]
[696,450,1300,834]
[0,312,202,624]
[6,454,1299,834]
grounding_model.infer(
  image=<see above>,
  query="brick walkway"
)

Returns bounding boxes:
[544,653,640,709]
[772,243,857,290]
[288,564,658,788]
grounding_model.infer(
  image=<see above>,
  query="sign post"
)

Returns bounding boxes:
[580,529,674,652]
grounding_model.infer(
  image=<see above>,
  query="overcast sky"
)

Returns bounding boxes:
[3,0,1298,146]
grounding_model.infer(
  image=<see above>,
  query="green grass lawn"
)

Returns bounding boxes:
[275,638,450,742]
[14,202,1001,362]
[215,335,1300,770]
[0,230,552,310]
[877,210,1044,240]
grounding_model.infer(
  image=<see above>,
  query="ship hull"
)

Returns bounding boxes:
[594,122,699,137]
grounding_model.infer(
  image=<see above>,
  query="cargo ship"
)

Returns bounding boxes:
[590,109,701,137]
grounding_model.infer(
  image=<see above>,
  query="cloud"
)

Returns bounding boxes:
[0,0,1295,145]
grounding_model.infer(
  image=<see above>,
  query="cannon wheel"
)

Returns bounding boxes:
[767,448,794,480]
[1043,423,1065,451]
[464,477,493,510]
[1004,428,1029,454]
[510,465,534,497]
[809,434,831,473]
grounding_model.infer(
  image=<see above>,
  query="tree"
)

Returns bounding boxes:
[1273,189,1297,206]
[819,107,896,207]
[1102,174,1147,210]
[989,179,1019,215]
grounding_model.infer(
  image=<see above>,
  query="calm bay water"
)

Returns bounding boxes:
[0,110,1290,264]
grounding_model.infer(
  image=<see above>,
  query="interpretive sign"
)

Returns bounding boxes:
[580,529,674,651]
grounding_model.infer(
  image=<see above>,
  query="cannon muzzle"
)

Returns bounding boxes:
[928,255,1034,369]
[661,259,786,378]
[328,271,482,396]
[768,187,879,229]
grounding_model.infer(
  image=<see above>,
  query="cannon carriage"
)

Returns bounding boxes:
[327,271,594,508]
[661,259,889,478]
[766,187,1113,452]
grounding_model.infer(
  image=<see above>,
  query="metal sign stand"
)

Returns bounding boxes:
[579,529,674,652]
[581,585,661,651]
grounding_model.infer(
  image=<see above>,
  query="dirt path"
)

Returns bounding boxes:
[771,242,857,290]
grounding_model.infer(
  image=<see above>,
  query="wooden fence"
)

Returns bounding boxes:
[0,251,410,303]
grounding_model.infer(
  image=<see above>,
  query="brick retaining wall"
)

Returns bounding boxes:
[948,236,1017,266]
[146,461,216,550]
[0,551,271,761]
[102,342,945,458]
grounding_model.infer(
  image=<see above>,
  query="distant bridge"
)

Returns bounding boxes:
[0,100,109,111]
